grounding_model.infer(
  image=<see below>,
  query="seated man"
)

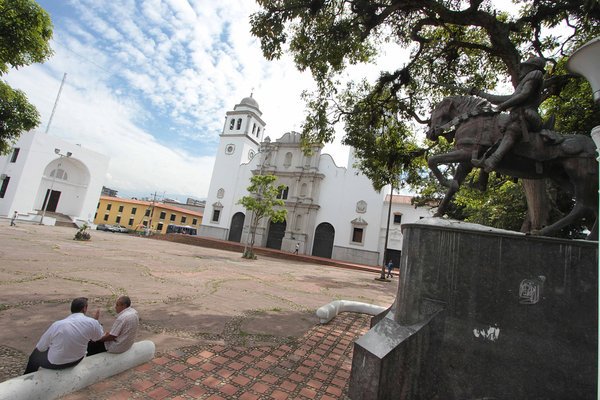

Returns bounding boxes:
[87,295,139,355]
[24,297,103,374]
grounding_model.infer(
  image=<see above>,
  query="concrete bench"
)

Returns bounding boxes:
[0,340,155,400]
[316,300,386,324]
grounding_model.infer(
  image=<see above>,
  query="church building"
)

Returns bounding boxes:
[200,96,432,266]
[0,130,109,226]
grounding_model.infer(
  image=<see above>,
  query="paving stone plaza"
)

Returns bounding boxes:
[0,221,397,399]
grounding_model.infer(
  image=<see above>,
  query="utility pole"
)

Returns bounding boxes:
[147,191,158,235]
[45,73,67,134]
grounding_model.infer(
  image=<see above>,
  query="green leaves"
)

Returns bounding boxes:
[0,0,53,74]
[238,174,287,220]
[0,80,40,153]
[238,174,288,259]
[251,0,599,233]
[0,0,53,153]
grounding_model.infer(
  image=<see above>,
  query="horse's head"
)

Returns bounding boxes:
[427,97,457,141]
[427,95,488,141]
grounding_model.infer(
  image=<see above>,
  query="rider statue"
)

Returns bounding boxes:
[471,56,547,172]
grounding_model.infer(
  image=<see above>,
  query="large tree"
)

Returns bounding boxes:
[251,0,599,232]
[0,0,53,154]
[238,174,288,259]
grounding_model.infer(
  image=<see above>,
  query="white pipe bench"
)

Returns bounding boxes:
[0,340,155,400]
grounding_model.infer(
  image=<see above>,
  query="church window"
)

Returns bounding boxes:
[352,228,364,243]
[10,148,19,163]
[277,186,289,200]
[225,144,235,155]
[350,217,367,245]
[295,214,302,230]
[394,213,402,224]
[304,155,312,167]
[300,183,307,197]
[256,127,260,136]
[229,119,235,130]
[212,209,221,223]
[0,176,10,198]
[284,152,292,167]
[252,123,256,134]
[50,168,68,181]
[236,118,242,130]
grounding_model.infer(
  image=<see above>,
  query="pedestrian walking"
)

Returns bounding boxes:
[10,211,17,226]
[386,260,394,278]
[294,242,300,255]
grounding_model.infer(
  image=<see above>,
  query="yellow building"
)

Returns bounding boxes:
[94,196,203,234]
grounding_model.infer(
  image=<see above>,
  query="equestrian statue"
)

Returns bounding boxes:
[426,57,598,240]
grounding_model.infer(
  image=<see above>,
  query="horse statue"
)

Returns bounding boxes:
[426,95,598,240]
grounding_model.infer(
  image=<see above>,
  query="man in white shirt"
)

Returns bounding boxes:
[24,297,103,374]
[87,295,139,355]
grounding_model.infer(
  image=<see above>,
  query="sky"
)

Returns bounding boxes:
[5,1,523,202]
[5,0,350,201]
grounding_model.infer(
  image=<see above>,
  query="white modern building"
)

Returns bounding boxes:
[0,130,109,226]
[200,96,433,266]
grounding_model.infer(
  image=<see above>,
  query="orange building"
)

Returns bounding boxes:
[94,196,203,234]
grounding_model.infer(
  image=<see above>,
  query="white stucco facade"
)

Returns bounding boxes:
[200,97,433,266]
[0,130,109,225]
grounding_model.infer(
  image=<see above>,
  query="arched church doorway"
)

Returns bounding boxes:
[36,157,91,218]
[266,219,286,250]
[312,222,335,258]
[228,212,245,242]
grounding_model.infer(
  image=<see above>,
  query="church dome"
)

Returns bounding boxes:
[240,96,259,109]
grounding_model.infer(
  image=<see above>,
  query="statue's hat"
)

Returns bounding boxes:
[521,56,546,70]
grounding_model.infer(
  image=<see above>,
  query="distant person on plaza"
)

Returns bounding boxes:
[24,297,103,374]
[87,295,139,356]
[294,242,300,255]
[10,211,17,226]
[386,260,394,278]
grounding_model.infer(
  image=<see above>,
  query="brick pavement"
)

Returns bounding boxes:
[61,313,370,400]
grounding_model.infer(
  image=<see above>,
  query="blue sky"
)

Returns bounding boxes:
[5,1,525,202]
[5,0,328,201]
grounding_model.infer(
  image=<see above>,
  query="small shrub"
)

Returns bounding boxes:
[242,250,257,260]
[74,224,91,241]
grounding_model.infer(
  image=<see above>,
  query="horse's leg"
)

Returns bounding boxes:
[537,202,589,237]
[539,157,599,239]
[435,162,473,217]
[428,149,472,189]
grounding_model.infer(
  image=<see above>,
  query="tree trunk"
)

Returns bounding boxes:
[520,179,550,232]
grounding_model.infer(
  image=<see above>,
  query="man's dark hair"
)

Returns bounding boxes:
[118,296,131,308]
[71,297,88,313]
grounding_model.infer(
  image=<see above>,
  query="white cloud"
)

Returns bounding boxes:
[5,0,355,199]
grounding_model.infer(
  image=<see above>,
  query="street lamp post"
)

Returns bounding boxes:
[565,36,600,400]
[39,148,72,225]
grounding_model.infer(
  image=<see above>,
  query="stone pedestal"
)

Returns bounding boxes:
[349,219,598,399]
